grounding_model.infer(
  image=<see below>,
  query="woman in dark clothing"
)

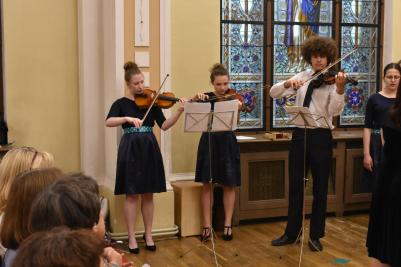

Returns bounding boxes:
[106,62,184,253]
[363,63,400,186]
[366,63,401,267]
[192,63,242,242]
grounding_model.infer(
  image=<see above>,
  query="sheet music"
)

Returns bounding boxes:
[183,102,211,132]
[284,106,318,128]
[212,100,238,131]
[183,100,238,132]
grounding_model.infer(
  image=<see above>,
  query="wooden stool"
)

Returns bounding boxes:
[171,181,202,237]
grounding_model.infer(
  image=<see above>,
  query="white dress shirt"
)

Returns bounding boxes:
[270,69,345,129]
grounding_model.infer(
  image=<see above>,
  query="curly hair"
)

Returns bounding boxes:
[301,36,338,64]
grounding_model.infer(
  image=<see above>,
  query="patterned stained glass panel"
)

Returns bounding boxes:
[341,0,379,24]
[274,0,333,23]
[341,81,376,125]
[339,25,378,126]
[221,0,264,129]
[273,25,332,74]
[222,0,264,21]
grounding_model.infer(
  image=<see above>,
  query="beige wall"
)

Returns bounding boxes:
[392,1,401,60]
[3,0,80,172]
[171,0,220,173]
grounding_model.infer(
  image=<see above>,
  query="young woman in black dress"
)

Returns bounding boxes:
[192,63,242,242]
[363,63,400,185]
[366,64,401,267]
[106,62,184,253]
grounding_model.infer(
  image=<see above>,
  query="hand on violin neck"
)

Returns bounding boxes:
[335,71,346,94]
[284,79,303,90]
[125,117,143,128]
[177,98,187,112]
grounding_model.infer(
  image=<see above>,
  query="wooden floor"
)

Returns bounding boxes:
[118,214,371,267]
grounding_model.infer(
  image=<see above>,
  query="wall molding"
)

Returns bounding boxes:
[160,0,173,181]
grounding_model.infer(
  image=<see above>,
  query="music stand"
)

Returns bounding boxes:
[180,100,238,267]
[284,106,330,266]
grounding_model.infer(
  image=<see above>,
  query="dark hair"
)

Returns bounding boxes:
[383,62,401,77]
[0,168,62,249]
[383,62,401,126]
[390,89,401,126]
[60,173,100,196]
[12,227,104,267]
[301,35,338,64]
[210,63,229,83]
[29,177,101,233]
[124,61,141,82]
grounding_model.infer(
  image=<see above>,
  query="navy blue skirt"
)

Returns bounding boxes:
[115,132,166,195]
[363,131,382,186]
[195,131,241,186]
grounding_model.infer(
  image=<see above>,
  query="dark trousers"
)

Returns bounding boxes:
[284,128,333,240]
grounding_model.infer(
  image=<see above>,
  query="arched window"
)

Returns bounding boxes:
[221,0,383,130]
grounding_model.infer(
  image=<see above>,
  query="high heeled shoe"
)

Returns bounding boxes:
[200,227,211,242]
[143,233,156,251]
[223,226,233,241]
[128,239,139,254]
[128,246,140,254]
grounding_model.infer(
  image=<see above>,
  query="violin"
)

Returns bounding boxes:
[135,88,180,109]
[197,88,244,103]
[310,68,358,88]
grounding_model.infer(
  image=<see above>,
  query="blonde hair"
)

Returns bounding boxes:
[0,147,54,212]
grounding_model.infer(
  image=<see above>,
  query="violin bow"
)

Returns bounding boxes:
[141,74,170,125]
[285,45,358,98]
[303,46,358,85]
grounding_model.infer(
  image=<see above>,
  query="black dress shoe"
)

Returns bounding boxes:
[308,239,323,252]
[143,233,156,251]
[200,227,211,242]
[271,234,297,246]
[223,226,233,241]
[128,246,140,254]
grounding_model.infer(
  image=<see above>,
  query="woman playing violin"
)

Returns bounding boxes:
[270,36,347,252]
[192,63,242,242]
[105,61,185,254]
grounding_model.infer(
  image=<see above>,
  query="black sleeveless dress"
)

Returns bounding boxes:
[106,97,166,195]
[364,93,395,184]
[194,92,241,186]
[366,119,401,266]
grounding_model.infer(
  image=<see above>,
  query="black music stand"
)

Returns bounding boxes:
[179,100,238,267]
[284,106,330,265]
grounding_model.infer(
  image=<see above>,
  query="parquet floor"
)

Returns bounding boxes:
[119,214,370,267]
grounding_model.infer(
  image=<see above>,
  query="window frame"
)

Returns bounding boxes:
[220,0,385,132]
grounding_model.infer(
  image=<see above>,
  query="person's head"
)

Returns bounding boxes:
[0,147,54,212]
[0,167,62,250]
[124,61,144,95]
[209,63,230,96]
[382,62,401,92]
[29,177,104,239]
[61,173,100,196]
[301,36,337,72]
[12,227,105,267]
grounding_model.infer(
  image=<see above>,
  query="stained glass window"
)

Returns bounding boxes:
[339,1,380,126]
[221,0,265,129]
[221,0,383,129]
